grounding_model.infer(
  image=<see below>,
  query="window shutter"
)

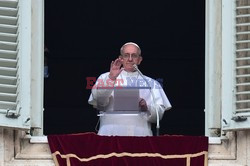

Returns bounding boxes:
[0,0,31,130]
[222,0,250,130]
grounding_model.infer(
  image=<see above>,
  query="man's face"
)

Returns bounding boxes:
[120,44,142,72]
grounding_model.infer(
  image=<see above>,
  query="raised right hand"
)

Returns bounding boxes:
[109,58,124,80]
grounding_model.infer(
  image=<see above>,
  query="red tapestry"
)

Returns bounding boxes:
[48,132,208,166]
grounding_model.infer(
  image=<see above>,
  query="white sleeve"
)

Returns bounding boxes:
[146,104,165,123]
[143,79,172,123]
[88,73,115,110]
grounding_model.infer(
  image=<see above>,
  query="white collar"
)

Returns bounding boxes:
[121,70,139,77]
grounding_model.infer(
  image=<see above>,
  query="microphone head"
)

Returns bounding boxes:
[133,64,138,69]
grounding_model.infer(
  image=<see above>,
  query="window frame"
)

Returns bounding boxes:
[205,0,222,137]
[30,0,44,135]
[5,0,240,163]
[204,0,238,161]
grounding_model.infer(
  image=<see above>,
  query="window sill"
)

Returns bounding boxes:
[27,135,222,144]
[208,137,222,144]
[28,135,48,144]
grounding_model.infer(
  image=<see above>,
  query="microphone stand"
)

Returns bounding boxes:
[133,65,160,136]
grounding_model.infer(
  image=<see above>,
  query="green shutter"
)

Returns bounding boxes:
[0,0,31,130]
[222,0,250,130]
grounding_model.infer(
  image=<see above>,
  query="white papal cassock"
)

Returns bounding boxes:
[88,70,171,136]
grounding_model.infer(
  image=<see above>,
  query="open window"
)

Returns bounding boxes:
[0,0,206,137]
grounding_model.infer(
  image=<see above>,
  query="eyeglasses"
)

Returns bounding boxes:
[121,54,140,59]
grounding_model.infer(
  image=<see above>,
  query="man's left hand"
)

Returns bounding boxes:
[139,98,148,111]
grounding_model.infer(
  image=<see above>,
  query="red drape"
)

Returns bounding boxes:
[48,132,208,166]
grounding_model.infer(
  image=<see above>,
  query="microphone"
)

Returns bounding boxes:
[133,64,151,87]
[133,64,160,136]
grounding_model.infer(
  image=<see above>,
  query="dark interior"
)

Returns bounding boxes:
[44,0,205,136]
